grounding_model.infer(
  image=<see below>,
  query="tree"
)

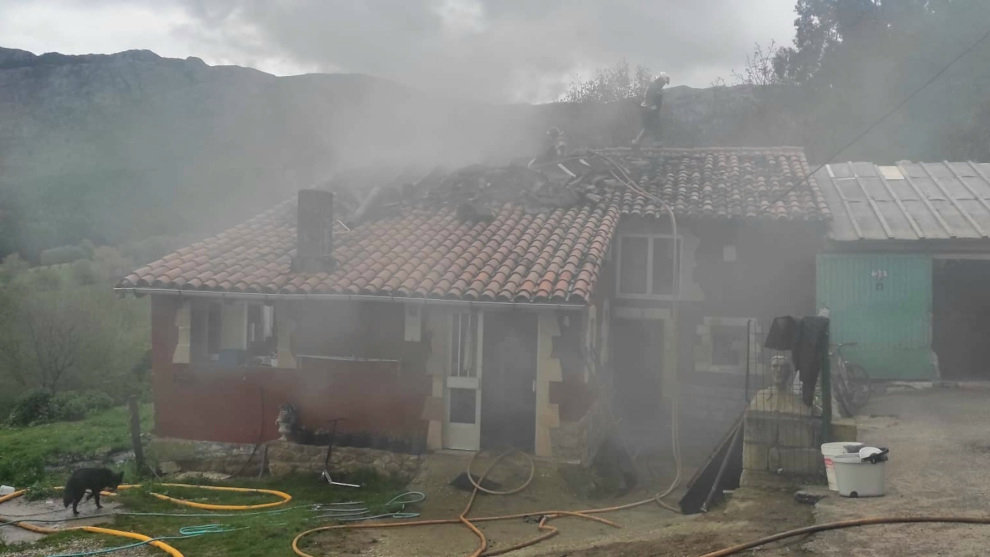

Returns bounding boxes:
[0,249,151,399]
[561,60,655,103]
[20,293,84,394]
[732,41,783,86]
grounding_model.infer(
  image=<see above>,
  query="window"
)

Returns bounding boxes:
[247,303,276,358]
[450,313,477,377]
[190,301,222,363]
[695,317,758,374]
[190,301,277,364]
[618,235,679,297]
[711,324,748,367]
[448,388,477,424]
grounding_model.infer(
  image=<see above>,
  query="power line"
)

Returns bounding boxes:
[759,23,990,214]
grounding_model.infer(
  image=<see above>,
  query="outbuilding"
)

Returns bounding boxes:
[815,161,990,381]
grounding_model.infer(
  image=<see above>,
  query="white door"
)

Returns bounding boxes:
[444,312,483,450]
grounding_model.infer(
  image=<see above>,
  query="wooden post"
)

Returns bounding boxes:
[128,396,146,474]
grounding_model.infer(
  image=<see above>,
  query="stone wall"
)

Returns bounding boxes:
[266,441,421,481]
[739,388,824,487]
[149,437,422,481]
[679,380,750,463]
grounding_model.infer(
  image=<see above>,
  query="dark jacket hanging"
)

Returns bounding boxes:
[765,316,799,351]
[795,316,830,406]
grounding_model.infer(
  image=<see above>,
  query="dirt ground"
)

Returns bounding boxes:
[309,450,815,557]
[803,387,990,557]
[11,388,981,556]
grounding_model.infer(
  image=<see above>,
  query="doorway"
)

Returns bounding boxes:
[612,318,664,424]
[481,312,537,452]
[933,259,990,379]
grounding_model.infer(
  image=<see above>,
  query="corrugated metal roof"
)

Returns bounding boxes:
[815,161,990,241]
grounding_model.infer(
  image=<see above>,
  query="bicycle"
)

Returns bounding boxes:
[830,342,871,418]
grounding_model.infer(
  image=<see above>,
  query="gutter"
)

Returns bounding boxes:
[114,287,587,312]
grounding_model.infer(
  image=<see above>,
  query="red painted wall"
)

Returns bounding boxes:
[149,296,429,444]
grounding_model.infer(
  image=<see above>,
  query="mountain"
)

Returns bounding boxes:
[0,47,799,259]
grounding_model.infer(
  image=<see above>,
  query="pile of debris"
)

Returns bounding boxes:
[362,152,624,223]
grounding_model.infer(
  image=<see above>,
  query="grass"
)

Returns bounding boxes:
[4,473,409,557]
[0,405,413,556]
[0,404,153,488]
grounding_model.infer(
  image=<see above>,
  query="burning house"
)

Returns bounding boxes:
[117,147,829,464]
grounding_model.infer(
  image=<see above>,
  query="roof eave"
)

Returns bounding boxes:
[114,286,588,311]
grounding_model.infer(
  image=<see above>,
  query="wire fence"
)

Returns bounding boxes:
[742,319,828,479]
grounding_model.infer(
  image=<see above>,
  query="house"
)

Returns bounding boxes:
[814,161,990,382]
[117,147,830,464]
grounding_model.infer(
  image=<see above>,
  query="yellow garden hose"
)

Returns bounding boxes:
[0,482,292,557]
[76,526,184,557]
[117,483,292,510]
[0,489,183,556]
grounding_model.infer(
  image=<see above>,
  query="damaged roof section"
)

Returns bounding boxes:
[363,147,829,224]
[117,147,828,304]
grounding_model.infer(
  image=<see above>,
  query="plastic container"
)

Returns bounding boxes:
[0,485,15,496]
[833,452,886,497]
[821,442,863,491]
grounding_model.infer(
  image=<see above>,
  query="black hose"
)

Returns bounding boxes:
[700,516,990,557]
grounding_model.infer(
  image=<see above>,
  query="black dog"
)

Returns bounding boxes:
[62,468,124,515]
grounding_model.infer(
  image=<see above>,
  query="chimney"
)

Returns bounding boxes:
[292,189,335,272]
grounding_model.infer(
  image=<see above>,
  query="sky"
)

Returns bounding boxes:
[0,0,798,103]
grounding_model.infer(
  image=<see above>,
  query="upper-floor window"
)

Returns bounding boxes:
[617,234,680,298]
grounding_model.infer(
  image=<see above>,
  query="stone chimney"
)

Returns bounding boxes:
[292,189,335,272]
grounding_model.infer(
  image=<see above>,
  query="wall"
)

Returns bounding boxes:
[148,438,422,481]
[818,253,934,380]
[607,218,825,464]
[150,296,432,445]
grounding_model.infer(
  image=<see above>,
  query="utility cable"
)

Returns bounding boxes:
[755,23,990,214]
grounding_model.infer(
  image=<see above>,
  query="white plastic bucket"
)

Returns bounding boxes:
[821,442,863,491]
[833,453,886,497]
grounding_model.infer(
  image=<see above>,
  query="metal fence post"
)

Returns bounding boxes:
[821,325,832,443]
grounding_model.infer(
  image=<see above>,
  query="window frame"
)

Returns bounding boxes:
[696,316,760,375]
[616,233,681,300]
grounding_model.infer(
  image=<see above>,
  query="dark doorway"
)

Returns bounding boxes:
[933,259,990,379]
[481,312,537,451]
[612,318,664,423]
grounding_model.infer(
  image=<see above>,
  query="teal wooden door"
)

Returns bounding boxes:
[817,254,934,380]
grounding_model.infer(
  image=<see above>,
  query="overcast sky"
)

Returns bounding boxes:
[0,0,798,102]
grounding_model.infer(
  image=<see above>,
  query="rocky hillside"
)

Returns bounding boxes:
[0,47,787,258]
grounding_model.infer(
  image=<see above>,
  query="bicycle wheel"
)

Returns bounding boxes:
[831,365,855,418]
[845,363,872,410]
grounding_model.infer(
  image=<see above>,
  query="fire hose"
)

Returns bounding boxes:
[700,515,990,557]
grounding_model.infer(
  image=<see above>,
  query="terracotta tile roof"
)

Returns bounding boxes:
[118,192,620,304]
[117,147,827,303]
[593,147,830,221]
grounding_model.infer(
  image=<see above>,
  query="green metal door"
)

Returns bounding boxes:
[817,254,934,380]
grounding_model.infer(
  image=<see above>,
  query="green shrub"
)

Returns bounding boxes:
[7,389,117,426]
[0,453,45,486]
[7,389,53,427]
[50,392,89,421]
[79,390,115,412]
[70,258,100,285]
[39,244,88,266]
